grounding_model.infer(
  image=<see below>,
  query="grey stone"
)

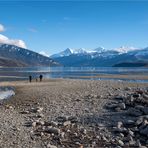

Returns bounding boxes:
[139,125,148,136]
[118,139,124,146]
[63,121,71,126]
[127,108,143,117]
[124,120,135,126]
[47,143,57,148]
[118,103,126,110]
[45,127,60,135]
[142,107,148,115]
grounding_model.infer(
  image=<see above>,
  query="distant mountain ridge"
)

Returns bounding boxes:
[0,44,59,67]
[51,46,148,67]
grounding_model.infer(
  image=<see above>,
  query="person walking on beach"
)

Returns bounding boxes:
[39,75,43,82]
[29,75,32,83]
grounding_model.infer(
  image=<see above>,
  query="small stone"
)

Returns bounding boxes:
[63,121,71,126]
[32,122,36,127]
[133,94,140,98]
[143,94,148,99]
[37,113,44,118]
[125,87,132,91]
[47,143,57,148]
[118,103,126,110]
[56,116,67,122]
[106,103,117,109]
[20,110,30,114]
[128,129,134,137]
[37,107,43,113]
[136,117,143,125]
[118,140,124,146]
[142,107,148,115]
[38,121,44,126]
[124,120,135,126]
[60,132,65,138]
[45,127,60,135]
[117,121,123,129]
[68,116,78,123]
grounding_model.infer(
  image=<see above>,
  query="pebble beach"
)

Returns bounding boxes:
[0,79,148,148]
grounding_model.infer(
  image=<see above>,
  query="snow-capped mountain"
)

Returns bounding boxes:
[51,46,148,67]
[114,46,139,54]
[0,43,59,67]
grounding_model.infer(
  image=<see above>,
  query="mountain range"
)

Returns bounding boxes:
[0,43,148,67]
[0,44,59,67]
[50,46,148,67]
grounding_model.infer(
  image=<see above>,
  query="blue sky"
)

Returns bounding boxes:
[0,1,148,55]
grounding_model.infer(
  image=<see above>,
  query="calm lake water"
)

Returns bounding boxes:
[0,67,148,83]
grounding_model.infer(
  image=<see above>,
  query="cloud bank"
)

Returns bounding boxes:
[0,34,27,48]
[0,23,27,48]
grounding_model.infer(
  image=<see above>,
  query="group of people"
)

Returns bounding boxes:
[29,74,43,83]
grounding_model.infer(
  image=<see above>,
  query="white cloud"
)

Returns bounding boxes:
[39,51,49,57]
[0,24,5,32]
[0,34,27,48]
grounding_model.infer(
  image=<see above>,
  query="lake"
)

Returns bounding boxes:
[0,67,148,83]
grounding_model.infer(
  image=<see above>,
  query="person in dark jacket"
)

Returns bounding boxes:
[39,75,43,82]
[29,75,32,83]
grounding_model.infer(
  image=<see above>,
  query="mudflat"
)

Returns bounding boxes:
[0,79,148,147]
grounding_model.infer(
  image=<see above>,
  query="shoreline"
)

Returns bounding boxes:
[0,79,148,147]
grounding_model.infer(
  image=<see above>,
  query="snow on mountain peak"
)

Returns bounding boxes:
[114,46,138,53]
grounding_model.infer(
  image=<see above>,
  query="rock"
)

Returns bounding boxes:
[106,103,117,109]
[47,143,57,148]
[37,107,43,113]
[68,116,78,123]
[37,113,44,118]
[143,94,148,99]
[30,107,43,113]
[56,116,67,122]
[20,110,30,114]
[133,94,140,98]
[124,120,135,126]
[114,96,124,100]
[45,127,60,135]
[63,121,71,126]
[142,107,148,115]
[128,129,134,137]
[117,121,123,129]
[118,103,126,110]
[135,140,141,147]
[135,105,144,111]
[127,108,143,117]
[38,121,44,126]
[125,87,132,91]
[129,140,136,146]
[135,116,144,125]
[139,146,147,148]
[139,125,148,136]
[118,139,124,146]
[32,122,37,127]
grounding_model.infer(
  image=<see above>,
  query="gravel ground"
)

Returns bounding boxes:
[0,79,148,148]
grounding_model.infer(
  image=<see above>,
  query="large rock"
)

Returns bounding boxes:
[127,108,143,117]
[139,125,148,136]
[142,107,148,115]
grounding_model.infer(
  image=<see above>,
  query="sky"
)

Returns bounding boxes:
[0,1,148,55]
